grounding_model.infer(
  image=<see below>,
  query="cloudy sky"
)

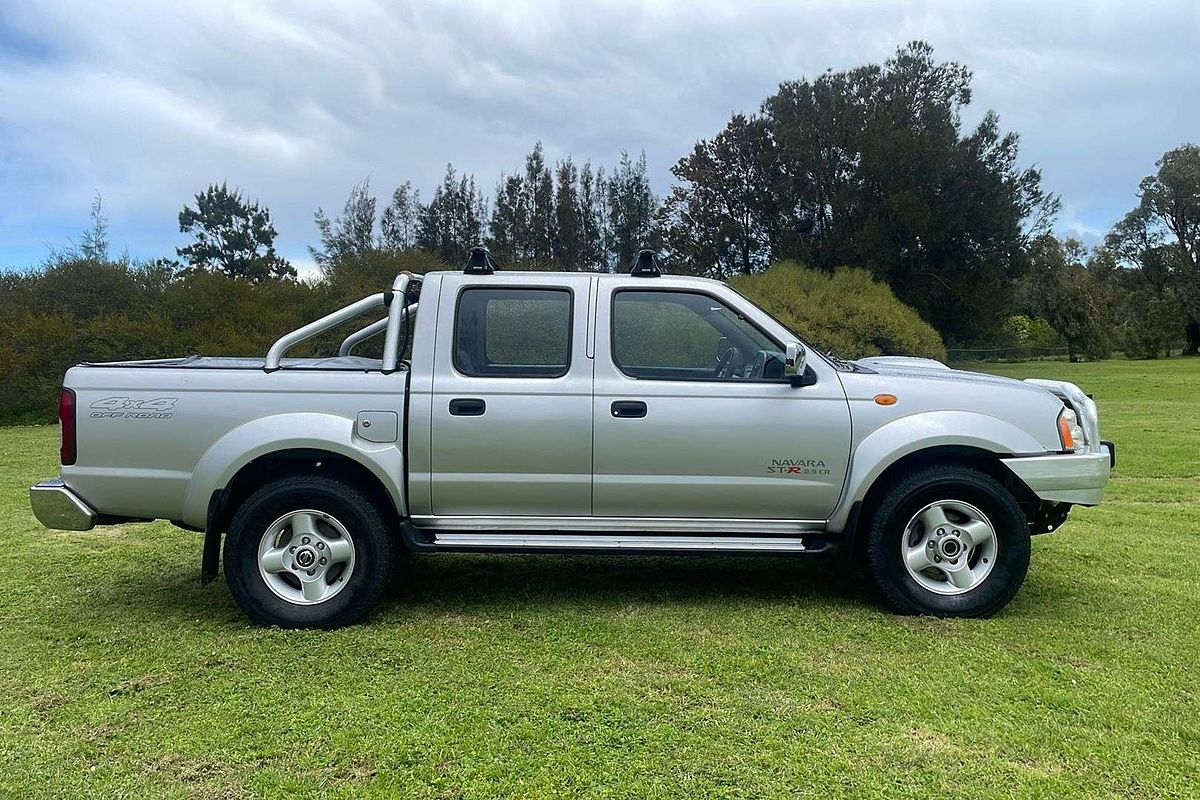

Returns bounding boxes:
[1,1,1197,274]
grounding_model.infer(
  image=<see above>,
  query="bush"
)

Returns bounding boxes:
[730,261,946,361]
[1002,315,1067,350]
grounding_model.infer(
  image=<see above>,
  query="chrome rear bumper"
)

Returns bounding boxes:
[1001,444,1113,506]
[30,479,97,531]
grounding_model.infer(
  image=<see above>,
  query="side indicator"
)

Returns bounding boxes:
[874,394,898,406]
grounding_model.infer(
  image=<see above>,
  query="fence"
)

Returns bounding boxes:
[946,346,1071,363]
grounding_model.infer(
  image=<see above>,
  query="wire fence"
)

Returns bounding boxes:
[946,346,1071,363]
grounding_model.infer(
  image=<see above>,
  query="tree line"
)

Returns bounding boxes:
[2,40,1198,423]
[302,146,657,274]
[151,42,1197,358]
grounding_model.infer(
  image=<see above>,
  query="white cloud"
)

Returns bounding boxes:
[0,0,1197,268]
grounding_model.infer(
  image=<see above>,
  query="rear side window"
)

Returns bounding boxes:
[454,288,572,377]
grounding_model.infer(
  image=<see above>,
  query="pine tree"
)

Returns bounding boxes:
[380,182,421,252]
[178,183,294,281]
[553,158,583,270]
[311,179,378,271]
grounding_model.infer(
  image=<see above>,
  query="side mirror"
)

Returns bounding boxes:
[784,341,813,386]
[784,341,806,377]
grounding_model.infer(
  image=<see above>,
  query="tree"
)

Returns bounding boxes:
[1019,236,1112,361]
[606,151,657,271]
[417,164,487,266]
[47,192,111,265]
[578,162,605,272]
[311,179,379,271]
[1120,288,1183,359]
[487,174,527,264]
[524,142,555,265]
[753,41,1058,342]
[1113,144,1200,354]
[79,193,109,262]
[380,182,421,252]
[553,158,584,270]
[177,183,294,281]
[662,114,779,277]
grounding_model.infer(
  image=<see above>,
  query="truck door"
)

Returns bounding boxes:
[591,282,851,521]
[425,273,594,517]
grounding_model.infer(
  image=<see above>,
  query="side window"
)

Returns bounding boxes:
[612,290,784,381]
[454,288,572,377]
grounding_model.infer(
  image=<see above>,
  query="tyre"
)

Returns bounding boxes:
[224,474,397,629]
[864,464,1030,617]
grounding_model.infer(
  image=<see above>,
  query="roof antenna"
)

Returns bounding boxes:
[464,246,499,275]
[629,249,662,277]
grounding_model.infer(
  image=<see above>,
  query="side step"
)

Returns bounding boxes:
[404,530,829,555]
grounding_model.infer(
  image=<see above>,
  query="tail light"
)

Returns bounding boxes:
[59,388,77,465]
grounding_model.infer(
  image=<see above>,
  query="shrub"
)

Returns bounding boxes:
[1002,315,1067,350]
[730,261,947,361]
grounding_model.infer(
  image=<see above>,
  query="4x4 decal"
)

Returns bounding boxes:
[90,396,177,419]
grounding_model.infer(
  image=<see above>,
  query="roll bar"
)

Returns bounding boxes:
[337,317,388,357]
[264,273,419,372]
[338,302,419,358]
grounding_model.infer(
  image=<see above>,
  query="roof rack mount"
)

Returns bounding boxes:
[464,246,500,275]
[629,249,662,277]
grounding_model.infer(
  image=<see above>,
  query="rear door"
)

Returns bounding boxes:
[426,273,594,517]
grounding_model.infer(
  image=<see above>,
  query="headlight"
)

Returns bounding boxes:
[1057,407,1086,451]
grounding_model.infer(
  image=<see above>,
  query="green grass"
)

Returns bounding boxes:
[1,359,1198,799]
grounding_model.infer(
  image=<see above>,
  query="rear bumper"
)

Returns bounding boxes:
[1001,444,1113,506]
[29,479,97,531]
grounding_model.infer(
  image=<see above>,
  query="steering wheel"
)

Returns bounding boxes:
[714,346,739,379]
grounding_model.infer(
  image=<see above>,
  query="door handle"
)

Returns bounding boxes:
[449,398,486,416]
[611,400,647,418]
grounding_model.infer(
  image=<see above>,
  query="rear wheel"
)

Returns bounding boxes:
[224,474,396,629]
[865,464,1030,617]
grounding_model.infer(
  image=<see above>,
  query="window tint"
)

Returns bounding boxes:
[454,288,572,377]
[612,290,784,381]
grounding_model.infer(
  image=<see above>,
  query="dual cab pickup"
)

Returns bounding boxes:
[31,252,1113,627]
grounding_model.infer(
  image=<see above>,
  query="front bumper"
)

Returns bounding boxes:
[30,479,97,531]
[1001,444,1113,506]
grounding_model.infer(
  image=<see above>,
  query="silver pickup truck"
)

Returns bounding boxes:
[30,250,1113,628]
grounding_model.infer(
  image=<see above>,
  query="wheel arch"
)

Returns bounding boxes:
[201,446,403,584]
[827,408,1049,575]
[183,412,406,527]
[192,414,406,584]
[829,411,1044,531]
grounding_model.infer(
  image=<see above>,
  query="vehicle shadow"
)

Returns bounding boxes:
[71,550,879,630]
[381,552,877,614]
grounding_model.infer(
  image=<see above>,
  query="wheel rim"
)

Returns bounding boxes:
[900,499,998,596]
[257,509,356,606]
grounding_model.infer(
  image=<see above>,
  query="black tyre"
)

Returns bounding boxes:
[864,464,1030,617]
[224,474,397,629]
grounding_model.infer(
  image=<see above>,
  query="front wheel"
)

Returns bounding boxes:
[224,474,397,629]
[864,465,1030,617]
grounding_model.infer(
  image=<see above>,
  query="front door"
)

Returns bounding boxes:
[591,283,851,521]
[428,274,593,517]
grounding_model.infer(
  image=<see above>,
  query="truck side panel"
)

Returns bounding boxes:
[62,366,408,526]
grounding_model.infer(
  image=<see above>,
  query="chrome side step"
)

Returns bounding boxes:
[409,531,827,554]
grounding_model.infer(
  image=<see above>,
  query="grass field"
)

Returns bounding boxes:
[1,359,1197,798]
